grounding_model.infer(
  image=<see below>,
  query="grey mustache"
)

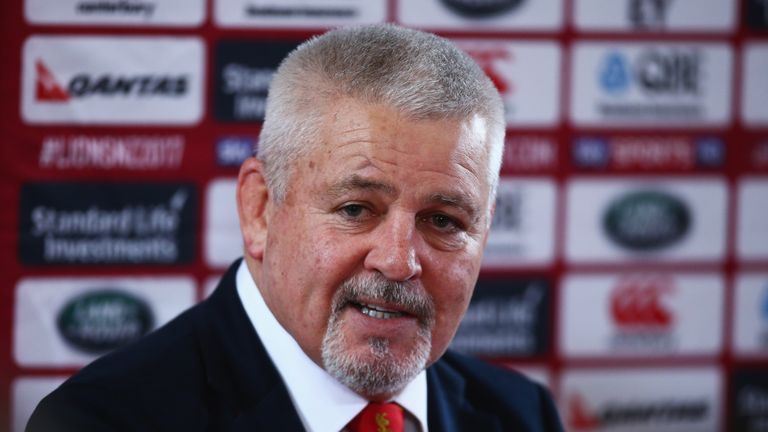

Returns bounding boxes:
[332,273,436,326]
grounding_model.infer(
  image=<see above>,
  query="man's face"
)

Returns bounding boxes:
[253,99,493,399]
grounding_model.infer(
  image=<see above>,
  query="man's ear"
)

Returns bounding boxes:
[237,157,270,260]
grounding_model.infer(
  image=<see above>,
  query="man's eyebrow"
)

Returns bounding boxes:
[427,192,481,223]
[325,174,396,198]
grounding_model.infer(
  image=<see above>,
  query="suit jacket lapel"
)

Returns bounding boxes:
[427,360,503,432]
[229,385,306,431]
[197,260,306,431]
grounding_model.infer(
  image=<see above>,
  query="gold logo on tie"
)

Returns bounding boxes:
[375,412,390,432]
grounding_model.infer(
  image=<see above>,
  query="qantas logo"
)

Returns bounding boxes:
[611,275,675,328]
[463,48,513,95]
[569,394,600,430]
[34,59,188,103]
[567,393,709,430]
[23,36,203,125]
[36,60,69,102]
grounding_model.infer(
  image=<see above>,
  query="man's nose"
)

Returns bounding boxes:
[363,213,422,282]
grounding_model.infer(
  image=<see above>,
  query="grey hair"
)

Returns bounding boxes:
[257,23,505,203]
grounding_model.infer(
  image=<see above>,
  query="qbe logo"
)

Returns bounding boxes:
[570,42,732,127]
[22,36,204,125]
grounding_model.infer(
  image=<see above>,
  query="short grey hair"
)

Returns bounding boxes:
[257,23,505,202]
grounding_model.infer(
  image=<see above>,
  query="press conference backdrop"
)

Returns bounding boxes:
[1,1,767,431]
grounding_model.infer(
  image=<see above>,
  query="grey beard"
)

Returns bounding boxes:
[321,273,435,398]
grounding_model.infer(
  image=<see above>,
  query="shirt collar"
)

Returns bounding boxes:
[235,261,428,432]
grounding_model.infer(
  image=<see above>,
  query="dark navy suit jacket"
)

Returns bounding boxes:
[27,261,564,431]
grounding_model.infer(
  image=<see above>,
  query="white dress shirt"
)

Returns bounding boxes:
[235,261,428,432]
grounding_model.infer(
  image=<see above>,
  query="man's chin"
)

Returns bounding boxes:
[321,332,431,399]
[322,272,436,398]
[324,338,424,399]
[343,333,422,358]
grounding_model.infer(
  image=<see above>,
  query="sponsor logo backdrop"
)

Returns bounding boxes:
[0,0,766,430]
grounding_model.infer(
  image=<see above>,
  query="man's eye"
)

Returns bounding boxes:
[428,214,462,232]
[340,204,366,218]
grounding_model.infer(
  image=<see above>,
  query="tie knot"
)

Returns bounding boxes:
[348,402,404,432]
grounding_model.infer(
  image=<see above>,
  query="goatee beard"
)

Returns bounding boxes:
[321,272,435,399]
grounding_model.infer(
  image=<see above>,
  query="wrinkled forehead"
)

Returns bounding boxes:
[341,110,484,167]
[321,99,492,160]
[305,102,495,209]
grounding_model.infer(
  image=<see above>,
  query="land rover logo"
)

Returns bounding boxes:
[57,290,154,353]
[440,0,524,18]
[603,190,691,251]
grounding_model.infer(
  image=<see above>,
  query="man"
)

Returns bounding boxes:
[28,24,563,431]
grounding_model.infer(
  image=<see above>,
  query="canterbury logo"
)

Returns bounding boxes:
[611,275,674,328]
[36,60,70,102]
[464,48,513,95]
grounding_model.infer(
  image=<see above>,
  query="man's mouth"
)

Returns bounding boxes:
[353,302,407,320]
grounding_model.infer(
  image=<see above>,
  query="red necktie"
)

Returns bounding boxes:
[347,402,404,432]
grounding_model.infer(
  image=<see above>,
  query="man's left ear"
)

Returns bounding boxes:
[237,157,270,260]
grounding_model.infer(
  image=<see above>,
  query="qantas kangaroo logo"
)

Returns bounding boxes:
[567,390,709,429]
[569,394,600,430]
[36,60,70,102]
